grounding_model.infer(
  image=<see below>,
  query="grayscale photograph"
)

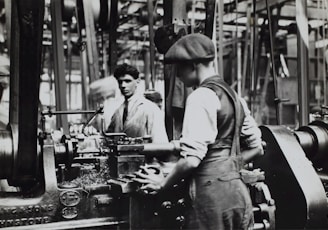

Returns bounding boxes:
[0,0,326,229]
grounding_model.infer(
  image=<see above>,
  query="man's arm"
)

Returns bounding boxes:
[241,146,264,164]
[134,88,219,193]
[239,98,264,163]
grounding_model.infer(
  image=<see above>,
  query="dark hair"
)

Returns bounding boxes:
[114,63,139,79]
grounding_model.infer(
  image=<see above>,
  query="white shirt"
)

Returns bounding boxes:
[108,93,169,143]
[180,87,262,160]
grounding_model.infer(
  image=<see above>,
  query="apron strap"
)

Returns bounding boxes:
[202,77,243,158]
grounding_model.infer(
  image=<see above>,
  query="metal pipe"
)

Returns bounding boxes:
[41,109,100,116]
[82,105,104,133]
[265,0,280,125]
[51,0,69,133]
[141,142,180,156]
[218,0,224,78]
[296,0,309,126]
[147,0,156,89]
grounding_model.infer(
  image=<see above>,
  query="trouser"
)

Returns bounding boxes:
[186,176,254,230]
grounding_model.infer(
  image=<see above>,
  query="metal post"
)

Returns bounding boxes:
[296,0,309,125]
[82,0,99,83]
[147,0,155,89]
[205,0,216,38]
[163,0,188,141]
[218,0,224,78]
[9,0,19,125]
[80,30,89,111]
[108,0,118,75]
[50,0,69,133]
[143,49,151,90]
[9,0,44,185]
[4,0,11,55]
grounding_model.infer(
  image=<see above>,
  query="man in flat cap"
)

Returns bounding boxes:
[134,34,263,229]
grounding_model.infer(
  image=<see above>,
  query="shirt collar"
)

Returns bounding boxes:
[126,92,139,103]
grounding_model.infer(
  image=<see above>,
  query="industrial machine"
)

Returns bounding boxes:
[0,1,275,227]
[0,104,277,229]
[254,120,328,229]
[5,0,328,229]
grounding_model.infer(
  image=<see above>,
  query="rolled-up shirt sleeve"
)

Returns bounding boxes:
[240,98,262,148]
[180,88,220,160]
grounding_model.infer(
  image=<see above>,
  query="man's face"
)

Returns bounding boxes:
[117,74,139,98]
[176,62,198,87]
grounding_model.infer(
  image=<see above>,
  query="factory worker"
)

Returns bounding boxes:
[107,63,169,144]
[89,76,123,129]
[134,34,263,229]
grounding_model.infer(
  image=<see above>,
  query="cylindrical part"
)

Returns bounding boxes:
[317,172,328,184]
[142,141,180,156]
[295,123,328,166]
[0,130,13,179]
[294,130,316,159]
[54,143,67,164]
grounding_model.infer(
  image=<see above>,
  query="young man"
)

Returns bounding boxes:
[107,63,168,144]
[134,34,263,229]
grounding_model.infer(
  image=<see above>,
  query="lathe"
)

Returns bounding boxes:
[0,116,276,229]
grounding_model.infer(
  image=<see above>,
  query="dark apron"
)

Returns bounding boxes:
[185,77,254,230]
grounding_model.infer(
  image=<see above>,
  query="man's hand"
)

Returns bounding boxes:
[133,165,165,195]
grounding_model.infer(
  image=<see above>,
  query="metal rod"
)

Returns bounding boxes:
[42,109,98,116]
[323,0,328,105]
[51,0,69,133]
[82,0,99,83]
[218,0,224,78]
[82,105,104,132]
[142,142,180,155]
[265,0,281,125]
[296,0,309,125]
[147,0,156,89]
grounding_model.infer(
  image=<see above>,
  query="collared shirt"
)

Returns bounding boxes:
[180,87,262,160]
[108,93,169,143]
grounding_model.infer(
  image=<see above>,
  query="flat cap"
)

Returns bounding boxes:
[164,33,215,63]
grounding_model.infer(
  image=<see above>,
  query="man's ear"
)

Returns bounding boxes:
[136,78,141,83]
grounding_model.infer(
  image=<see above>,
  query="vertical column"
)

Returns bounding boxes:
[143,49,151,90]
[82,0,99,83]
[147,0,155,89]
[108,0,118,75]
[218,0,224,78]
[163,0,188,140]
[9,0,44,186]
[296,0,309,125]
[4,0,11,55]
[50,0,69,133]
